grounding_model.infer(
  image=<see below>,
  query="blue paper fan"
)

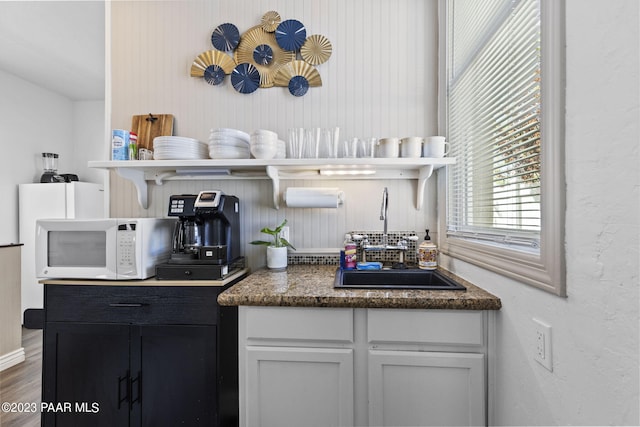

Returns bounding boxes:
[275,19,306,51]
[231,63,261,94]
[203,65,226,85]
[211,23,240,51]
[253,44,274,66]
[288,75,309,97]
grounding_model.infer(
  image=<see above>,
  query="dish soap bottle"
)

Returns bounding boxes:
[417,229,437,270]
[343,233,357,269]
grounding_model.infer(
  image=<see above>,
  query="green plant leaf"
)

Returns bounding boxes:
[249,240,271,246]
[280,237,296,251]
[250,219,295,250]
[274,219,288,233]
[259,226,277,235]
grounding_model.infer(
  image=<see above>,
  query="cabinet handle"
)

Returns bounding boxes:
[130,371,142,409]
[108,303,145,308]
[117,372,129,409]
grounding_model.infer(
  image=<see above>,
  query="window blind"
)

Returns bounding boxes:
[446,0,542,250]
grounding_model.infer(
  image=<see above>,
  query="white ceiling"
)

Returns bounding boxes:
[0,1,105,101]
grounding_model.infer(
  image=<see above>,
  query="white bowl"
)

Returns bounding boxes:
[275,140,286,159]
[250,144,277,159]
[210,128,250,142]
[209,146,250,159]
[209,138,250,148]
[251,129,278,139]
[250,135,278,144]
[250,140,278,148]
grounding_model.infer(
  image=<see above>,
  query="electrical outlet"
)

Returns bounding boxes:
[533,318,553,371]
[280,226,290,243]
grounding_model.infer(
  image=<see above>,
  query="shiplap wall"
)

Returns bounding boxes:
[109,0,439,269]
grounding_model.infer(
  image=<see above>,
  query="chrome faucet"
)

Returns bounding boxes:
[380,187,388,247]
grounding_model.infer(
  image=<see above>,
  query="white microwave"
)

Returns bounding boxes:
[35,218,175,280]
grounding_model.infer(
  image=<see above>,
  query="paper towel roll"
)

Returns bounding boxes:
[284,187,345,208]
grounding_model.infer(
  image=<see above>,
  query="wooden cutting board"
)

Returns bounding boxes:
[131,114,174,150]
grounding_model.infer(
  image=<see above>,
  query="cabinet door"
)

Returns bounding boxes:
[134,325,218,427]
[368,350,485,427]
[42,323,131,427]
[244,346,354,427]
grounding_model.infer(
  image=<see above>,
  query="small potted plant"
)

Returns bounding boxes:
[250,219,296,270]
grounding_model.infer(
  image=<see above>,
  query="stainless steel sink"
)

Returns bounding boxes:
[334,268,466,291]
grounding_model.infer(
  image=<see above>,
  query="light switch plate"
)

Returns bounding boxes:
[280,226,290,243]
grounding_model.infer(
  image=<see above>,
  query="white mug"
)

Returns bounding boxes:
[424,136,449,158]
[377,137,400,158]
[138,148,154,160]
[400,137,424,158]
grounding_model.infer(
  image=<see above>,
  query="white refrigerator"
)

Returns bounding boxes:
[19,182,104,318]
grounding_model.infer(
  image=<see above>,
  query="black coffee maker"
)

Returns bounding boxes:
[155,190,243,280]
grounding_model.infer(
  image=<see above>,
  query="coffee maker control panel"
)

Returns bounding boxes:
[195,190,223,208]
[168,194,197,216]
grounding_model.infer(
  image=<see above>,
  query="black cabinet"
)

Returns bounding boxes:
[42,282,241,427]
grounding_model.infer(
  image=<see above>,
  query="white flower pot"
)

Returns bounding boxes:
[266,246,288,270]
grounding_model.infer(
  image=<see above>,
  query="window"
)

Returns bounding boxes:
[439,0,566,295]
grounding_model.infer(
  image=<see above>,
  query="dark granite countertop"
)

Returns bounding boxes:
[217,264,501,310]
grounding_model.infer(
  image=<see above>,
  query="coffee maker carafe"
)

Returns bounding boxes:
[167,194,202,260]
[155,190,243,280]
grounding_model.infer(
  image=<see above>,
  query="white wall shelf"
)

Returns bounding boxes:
[89,158,455,210]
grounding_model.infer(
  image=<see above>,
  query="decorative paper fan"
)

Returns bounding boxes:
[211,23,241,51]
[300,34,332,65]
[190,50,237,85]
[275,19,307,51]
[230,63,261,94]
[261,11,281,32]
[288,76,310,97]
[253,44,274,66]
[273,60,322,96]
[234,26,295,88]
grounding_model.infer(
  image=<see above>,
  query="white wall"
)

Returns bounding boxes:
[0,69,105,244]
[109,0,440,270]
[110,0,438,142]
[441,1,639,425]
[0,70,104,244]
[73,100,108,185]
[108,0,639,424]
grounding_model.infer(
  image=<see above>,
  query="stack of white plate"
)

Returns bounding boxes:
[250,129,279,160]
[153,136,208,160]
[208,128,251,159]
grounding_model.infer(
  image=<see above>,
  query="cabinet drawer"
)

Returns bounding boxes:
[243,306,353,343]
[45,285,220,324]
[368,309,484,346]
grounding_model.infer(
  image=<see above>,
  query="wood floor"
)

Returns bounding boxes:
[0,327,42,427]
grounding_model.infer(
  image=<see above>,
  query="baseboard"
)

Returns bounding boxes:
[0,348,26,372]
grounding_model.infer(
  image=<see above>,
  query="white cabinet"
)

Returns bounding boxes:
[245,347,354,427]
[368,351,485,426]
[238,306,490,427]
[366,309,487,426]
[240,307,355,427]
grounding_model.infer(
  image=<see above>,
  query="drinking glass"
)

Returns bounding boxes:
[287,128,304,159]
[358,138,376,158]
[304,128,319,158]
